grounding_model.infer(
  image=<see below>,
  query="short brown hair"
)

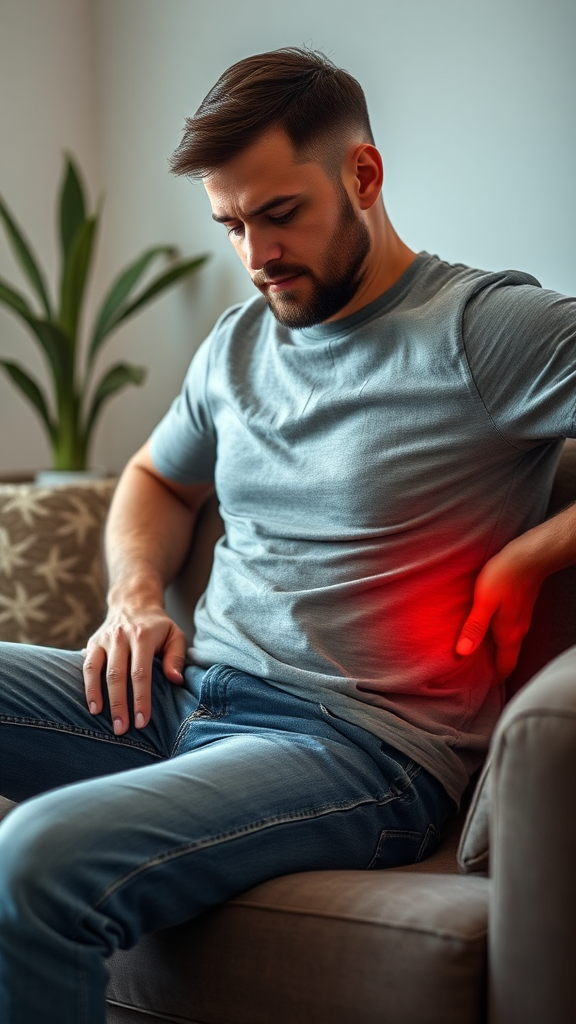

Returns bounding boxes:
[169,47,375,180]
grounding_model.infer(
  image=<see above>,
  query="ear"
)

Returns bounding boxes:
[347,143,384,211]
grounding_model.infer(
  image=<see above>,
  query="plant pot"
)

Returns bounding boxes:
[34,468,108,487]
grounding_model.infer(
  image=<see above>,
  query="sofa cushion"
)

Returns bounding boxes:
[0,479,116,649]
[457,759,490,875]
[107,871,488,1024]
[0,796,15,822]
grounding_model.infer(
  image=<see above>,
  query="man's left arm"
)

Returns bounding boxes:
[456,501,576,679]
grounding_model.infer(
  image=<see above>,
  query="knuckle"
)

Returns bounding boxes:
[130,664,148,683]
[465,620,486,641]
[106,665,123,683]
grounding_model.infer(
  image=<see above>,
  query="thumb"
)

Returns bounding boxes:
[161,628,187,684]
[456,603,493,657]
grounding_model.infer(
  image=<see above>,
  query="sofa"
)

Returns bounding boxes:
[2,443,576,1023]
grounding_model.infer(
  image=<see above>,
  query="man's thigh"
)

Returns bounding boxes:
[0,664,452,973]
[0,642,194,801]
[0,693,432,953]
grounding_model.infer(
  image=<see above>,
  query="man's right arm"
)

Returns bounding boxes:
[82,439,214,735]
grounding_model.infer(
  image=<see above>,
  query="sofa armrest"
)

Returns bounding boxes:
[487,646,576,1024]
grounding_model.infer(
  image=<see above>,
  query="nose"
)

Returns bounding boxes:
[243,226,283,273]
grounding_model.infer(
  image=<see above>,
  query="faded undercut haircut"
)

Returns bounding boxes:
[169,47,375,180]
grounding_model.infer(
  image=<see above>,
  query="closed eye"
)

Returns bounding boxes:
[225,206,298,239]
[268,208,297,225]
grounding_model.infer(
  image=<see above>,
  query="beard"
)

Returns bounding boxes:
[252,187,371,329]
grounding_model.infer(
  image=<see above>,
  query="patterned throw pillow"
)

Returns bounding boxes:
[0,479,116,649]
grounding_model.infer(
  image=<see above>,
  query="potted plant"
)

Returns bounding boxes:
[0,154,208,476]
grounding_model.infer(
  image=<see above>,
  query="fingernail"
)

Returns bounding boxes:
[135,712,145,729]
[457,637,474,655]
[89,701,97,714]
[113,718,123,734]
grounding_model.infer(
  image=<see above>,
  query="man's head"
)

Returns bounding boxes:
[170,47,375,181]
[171,49,389,327]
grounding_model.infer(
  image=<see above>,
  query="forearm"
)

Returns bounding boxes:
[105,442,213,613]
[504,500,576,586]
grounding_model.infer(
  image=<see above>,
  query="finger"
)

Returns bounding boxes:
[83,643,106,715]
[161,627,187,685]
[105,629,132,735]
[456,607,494,656]
[129,631,156,730]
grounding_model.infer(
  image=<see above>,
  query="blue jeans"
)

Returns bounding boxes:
[0,641,453,1024]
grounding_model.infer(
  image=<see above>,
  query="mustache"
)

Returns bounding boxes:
[252,263,310,289]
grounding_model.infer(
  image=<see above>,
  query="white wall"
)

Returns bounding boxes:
[1,0,575,474]
[0,0,99,473]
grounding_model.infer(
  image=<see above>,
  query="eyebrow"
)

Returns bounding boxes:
[211,193,303,223]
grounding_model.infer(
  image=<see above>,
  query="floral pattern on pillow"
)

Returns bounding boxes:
[0,479,116,649]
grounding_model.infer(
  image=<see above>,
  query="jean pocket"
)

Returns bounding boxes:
[366,822,441,869]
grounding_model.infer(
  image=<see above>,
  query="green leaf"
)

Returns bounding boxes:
[0,359,54,438]
[84,362,146,440]
[0,276,75,395]
[59,214,98,342]
[0,195,52,318]
[0,280,71,391]
[27,318,73,395]
[88,245,176,364]
[99,254,208,339]
[0,276,37,321]
[59,155,87,265]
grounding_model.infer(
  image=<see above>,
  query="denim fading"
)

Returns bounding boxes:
[0,641,453,1024]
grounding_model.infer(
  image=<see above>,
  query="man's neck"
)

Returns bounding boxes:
[325,209,417,323]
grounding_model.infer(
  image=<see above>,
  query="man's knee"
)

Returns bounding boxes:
[0,792,87,926]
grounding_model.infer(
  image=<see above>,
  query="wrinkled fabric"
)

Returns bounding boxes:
[151,252,576,803]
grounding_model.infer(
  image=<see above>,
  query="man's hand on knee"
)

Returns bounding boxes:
[82,608,187,735]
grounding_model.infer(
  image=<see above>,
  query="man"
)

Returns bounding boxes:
[1,47,575,1024]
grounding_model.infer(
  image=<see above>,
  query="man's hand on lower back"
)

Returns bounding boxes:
[456,497,576,680]
[455,533,545,681]
[82,606,187,735]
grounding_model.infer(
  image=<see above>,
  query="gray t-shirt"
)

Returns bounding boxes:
[150,252,576,805]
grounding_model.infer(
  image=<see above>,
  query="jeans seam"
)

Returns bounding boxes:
[203,664,232,717]
[170,666,233,755]
[366,827,423,869]
[169,715,198,757]
[77,792,385,928]
[0,714,164,759]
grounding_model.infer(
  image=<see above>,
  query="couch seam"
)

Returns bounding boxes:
[498,707,576,738]
[220,901,488,942]
[105,998,193,1023]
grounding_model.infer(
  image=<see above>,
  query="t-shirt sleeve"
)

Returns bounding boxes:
[462,279,576,444]
[149,335,216,484]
